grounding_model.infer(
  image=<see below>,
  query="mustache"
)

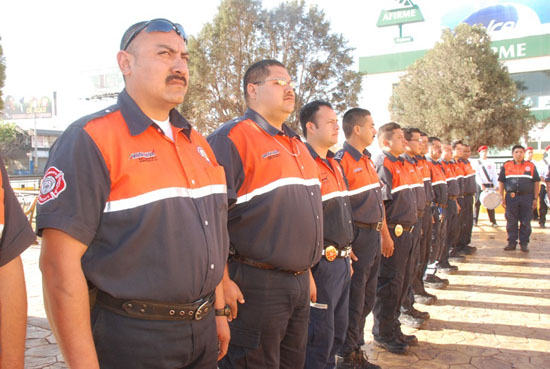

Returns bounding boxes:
[166,75,188,86]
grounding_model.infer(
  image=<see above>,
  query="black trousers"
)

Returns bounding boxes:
[458,194,474,249]
[539,185,548,226]
[339,227,381,356]
[474,184,496,224]
[91,305,218,369]
[401,217,423,314]
[372,230,413,341]
[428,206,443,267]
[505,193,534,245]
[305,256,351,369]
[438,199,458,264]
[220,263,310,369]
[412,206,433,294]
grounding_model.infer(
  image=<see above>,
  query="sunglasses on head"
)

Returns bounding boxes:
[122,18,188,51]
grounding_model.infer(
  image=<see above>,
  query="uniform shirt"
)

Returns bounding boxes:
[498,160,540,194]
[207,109,323,271]
[402,153,426,212]
[36,90,229,303]
[374,151,418,226]
[306,144,354,248]
[335,142,384,224]
[450,159,465,196]
[460,159,477,195]
[440,160,460,198]
[537,158,549,187]
[416,155,434,205]
[426,157,448,206]
[0,156,36,266]
[474,158,499,187]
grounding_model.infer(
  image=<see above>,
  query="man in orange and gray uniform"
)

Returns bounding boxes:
[208,60,323,369]
[38,19,230,369]
[335,108,390,369]
[299,101,356,369]
[456,143,477,256]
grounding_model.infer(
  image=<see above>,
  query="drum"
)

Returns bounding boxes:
[480,188,502,210]
[545,194,550,208]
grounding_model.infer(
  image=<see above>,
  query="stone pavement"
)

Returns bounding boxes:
[21,214,550,368]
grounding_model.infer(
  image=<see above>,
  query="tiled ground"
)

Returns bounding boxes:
[22,214,550,368]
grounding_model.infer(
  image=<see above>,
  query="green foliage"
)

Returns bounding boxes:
[0,36,5,112]
[390,24,533,150]
[181,0,362,134]
[0,122,31,162]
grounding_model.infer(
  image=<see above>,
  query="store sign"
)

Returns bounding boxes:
[377,4,425,27]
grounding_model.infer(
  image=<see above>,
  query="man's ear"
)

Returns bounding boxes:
[246,83,258,102]
[306,121,316,136]
[117,50,132,78]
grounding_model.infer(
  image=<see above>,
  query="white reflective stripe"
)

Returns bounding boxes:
[446,177,457,182]
[505,175,533,179]
[104,185,227,213]
[391,184,409,194]
[432,180,446,186]
[0,224,4,239]
[410,183,423,189]
[322,190,348,202]
[456,175,464,178]
[347,182,380,197]
[423,177,431,181]
[236,177,320,205]
[464,173,476,178]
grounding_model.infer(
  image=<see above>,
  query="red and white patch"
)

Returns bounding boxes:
[38,166,67,205]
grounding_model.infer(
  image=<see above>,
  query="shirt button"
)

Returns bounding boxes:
[349,220,352,224]
[204,220,209,226]
[191,179,195,185]
[210,264,215,269]
[311,192,314,196]
[301,166,304,170]
[344,202,347,206]
[316,215,319,219]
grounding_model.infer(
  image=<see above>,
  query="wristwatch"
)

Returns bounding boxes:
[215,304,231,317]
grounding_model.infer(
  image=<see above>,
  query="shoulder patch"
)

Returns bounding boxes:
[38,166,67,205]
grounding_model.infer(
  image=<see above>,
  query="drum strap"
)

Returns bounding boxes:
[478,160,492,184]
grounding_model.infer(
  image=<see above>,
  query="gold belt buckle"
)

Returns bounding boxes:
[324,246,338,262]
[510,192,516,198]
[194,300,210,320]
[394,224,403,237]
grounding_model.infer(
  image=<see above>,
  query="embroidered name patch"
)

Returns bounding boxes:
[262,150,280,159]
[129,151,157,162]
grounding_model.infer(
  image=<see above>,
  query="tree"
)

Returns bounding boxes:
[0,122,31,166]
[389,24,533,150]
[0,36,5,112]
[181,0,362,134]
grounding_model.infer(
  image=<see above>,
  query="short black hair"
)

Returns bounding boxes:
[342,108,371,139]
[428,136,440,145]
[120,21,148,51]
[378,122,401,142]
[451,140,463,149]
[419,131,428,137]
[243,59,285,103]
[299,100,333,138]
[403,127,421,141]
[512,144,525,152]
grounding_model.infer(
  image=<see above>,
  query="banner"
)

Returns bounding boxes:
[2,94,53,119]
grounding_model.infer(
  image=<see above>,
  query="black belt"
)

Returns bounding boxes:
[354,221,383,231]
[322,245,352,261]
[464,192,475,196]
[448,195,458,200]
[95,290,215,321]
[417,210,424,218]
[387,224,415,232]
[232,254,308,275]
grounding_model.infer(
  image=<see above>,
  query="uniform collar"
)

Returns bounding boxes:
[306,143,334,161]
[118,89,192,137]
[383,150,402,163]
[244,108,298,138]
[402,153,417,164]
[343,141,370,161]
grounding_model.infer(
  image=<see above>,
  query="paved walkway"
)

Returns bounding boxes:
[22,214,550,368]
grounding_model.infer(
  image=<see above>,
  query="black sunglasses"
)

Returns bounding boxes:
[122,18,188,51]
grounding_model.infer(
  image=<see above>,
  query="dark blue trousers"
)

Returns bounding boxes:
[505,193,534,245]
[339,228,381,355]
[372,230,413,341]
[305,257,351,369]
[219,263,310,369]
[400,217,422,315]
[458,194,474,248]
[412,206,433,293]
[439,200,458,264]
[91,304,217,369]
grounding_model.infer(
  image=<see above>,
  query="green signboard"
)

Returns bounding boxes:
[377,5,425,27]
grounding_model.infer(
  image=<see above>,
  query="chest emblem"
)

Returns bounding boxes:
[262,149,280,159]
[197,146,212,164]
[128,150,157,162]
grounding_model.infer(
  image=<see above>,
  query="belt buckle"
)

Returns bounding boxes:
[194,300,210,320]
[394,224,403,237]
[376,222,383,231]
[324,246,338,262]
